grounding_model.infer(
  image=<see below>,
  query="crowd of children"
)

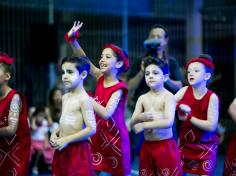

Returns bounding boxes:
[0,21,235,176]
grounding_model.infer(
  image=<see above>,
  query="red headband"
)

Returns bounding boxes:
[104,44,129,72]
[186,57,214,70]
[0,53,14,65]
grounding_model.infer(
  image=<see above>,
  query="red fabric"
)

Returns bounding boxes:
[52,141,94,176]
[0,89,31,176]
[139,139,182,176]
[64,31,80,43]
[223,132,236,176]
[178,86,219,175]
[0,52,14,65]
[90,76,130,175]
[186,57,214,70]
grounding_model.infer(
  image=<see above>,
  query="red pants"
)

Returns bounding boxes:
[52,141,94,176]
[139,139,182,176]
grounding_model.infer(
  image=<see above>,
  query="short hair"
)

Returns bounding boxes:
[143,56,169,75]
[61,56,90,78]
[0,52,14,80]
[150,24,169,38]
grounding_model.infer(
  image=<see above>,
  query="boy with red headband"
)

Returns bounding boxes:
[65,21,131,176]
[175,54,219,175]
[0,52,31,175]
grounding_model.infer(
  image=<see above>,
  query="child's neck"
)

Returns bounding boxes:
[0,85,11,100]
[192,83,207,99]
[103,74,119,87]
[149,86,165,95]
[69,86,85,95]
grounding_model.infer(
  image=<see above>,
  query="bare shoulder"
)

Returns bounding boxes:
[12,93,21,101]
[138,94,147,102]
[178,86,188,94]
[79,92,91,104]
[11,94,22,106]
[209,93,219,103]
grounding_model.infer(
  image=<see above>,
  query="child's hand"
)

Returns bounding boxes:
[178,104,191,121]
[68,21,83,38]
[179,104,191,113]
[54,137,69,151]
[133,123,144,134]
[49,132,58,147]
[178,111,189,121]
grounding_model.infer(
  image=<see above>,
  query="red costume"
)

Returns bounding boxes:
[178,86,219,175]
[139,139,182,176]
[52,141,94,176]
[90,76,130,175]
[223,132,236,175]
[0,89,31,176]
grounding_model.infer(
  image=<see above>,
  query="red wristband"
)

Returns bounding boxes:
[187,112,192,121]
[64,31,80,43]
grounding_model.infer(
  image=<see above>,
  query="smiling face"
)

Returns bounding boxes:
[187,62,210,86]
[61,62,83,89]
[99,48,118,74]
[145,64,165,89]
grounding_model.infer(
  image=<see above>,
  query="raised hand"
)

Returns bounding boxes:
[68,21,83,38]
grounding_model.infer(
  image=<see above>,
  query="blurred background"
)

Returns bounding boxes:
[0,0,235,175]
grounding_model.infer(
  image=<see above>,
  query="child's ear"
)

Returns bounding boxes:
[81,71,88,79]
[5,72,11,81]
[115,61,123,69]
[204,72,211,81]
[163,74,169,82]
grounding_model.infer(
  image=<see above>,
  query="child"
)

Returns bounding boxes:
[50,56,96,176]
[175,54,219,175]
[130,56,182,176]
[65,21,131,175]
[223,98,236,175]
[30,107,50,174]
[0,52,31,175]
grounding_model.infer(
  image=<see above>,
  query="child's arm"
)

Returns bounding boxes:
[92,89,123,120]
[0,94,21,137]
[50,127,60,147]
[55,96,96,151]
[130,96,154,133]
[228,98,236,122]
[174,86,188,102]
[189,93,219,132]
[139,94,176,129]
[67,21,102,80]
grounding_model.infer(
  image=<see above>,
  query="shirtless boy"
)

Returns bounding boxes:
[130,56,182,176]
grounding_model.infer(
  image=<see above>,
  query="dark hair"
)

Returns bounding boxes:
[0,52,14,80]
[61,56,90,79]
[198,53,214,75]
[143,56,169,75]
[150,24,169,38]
